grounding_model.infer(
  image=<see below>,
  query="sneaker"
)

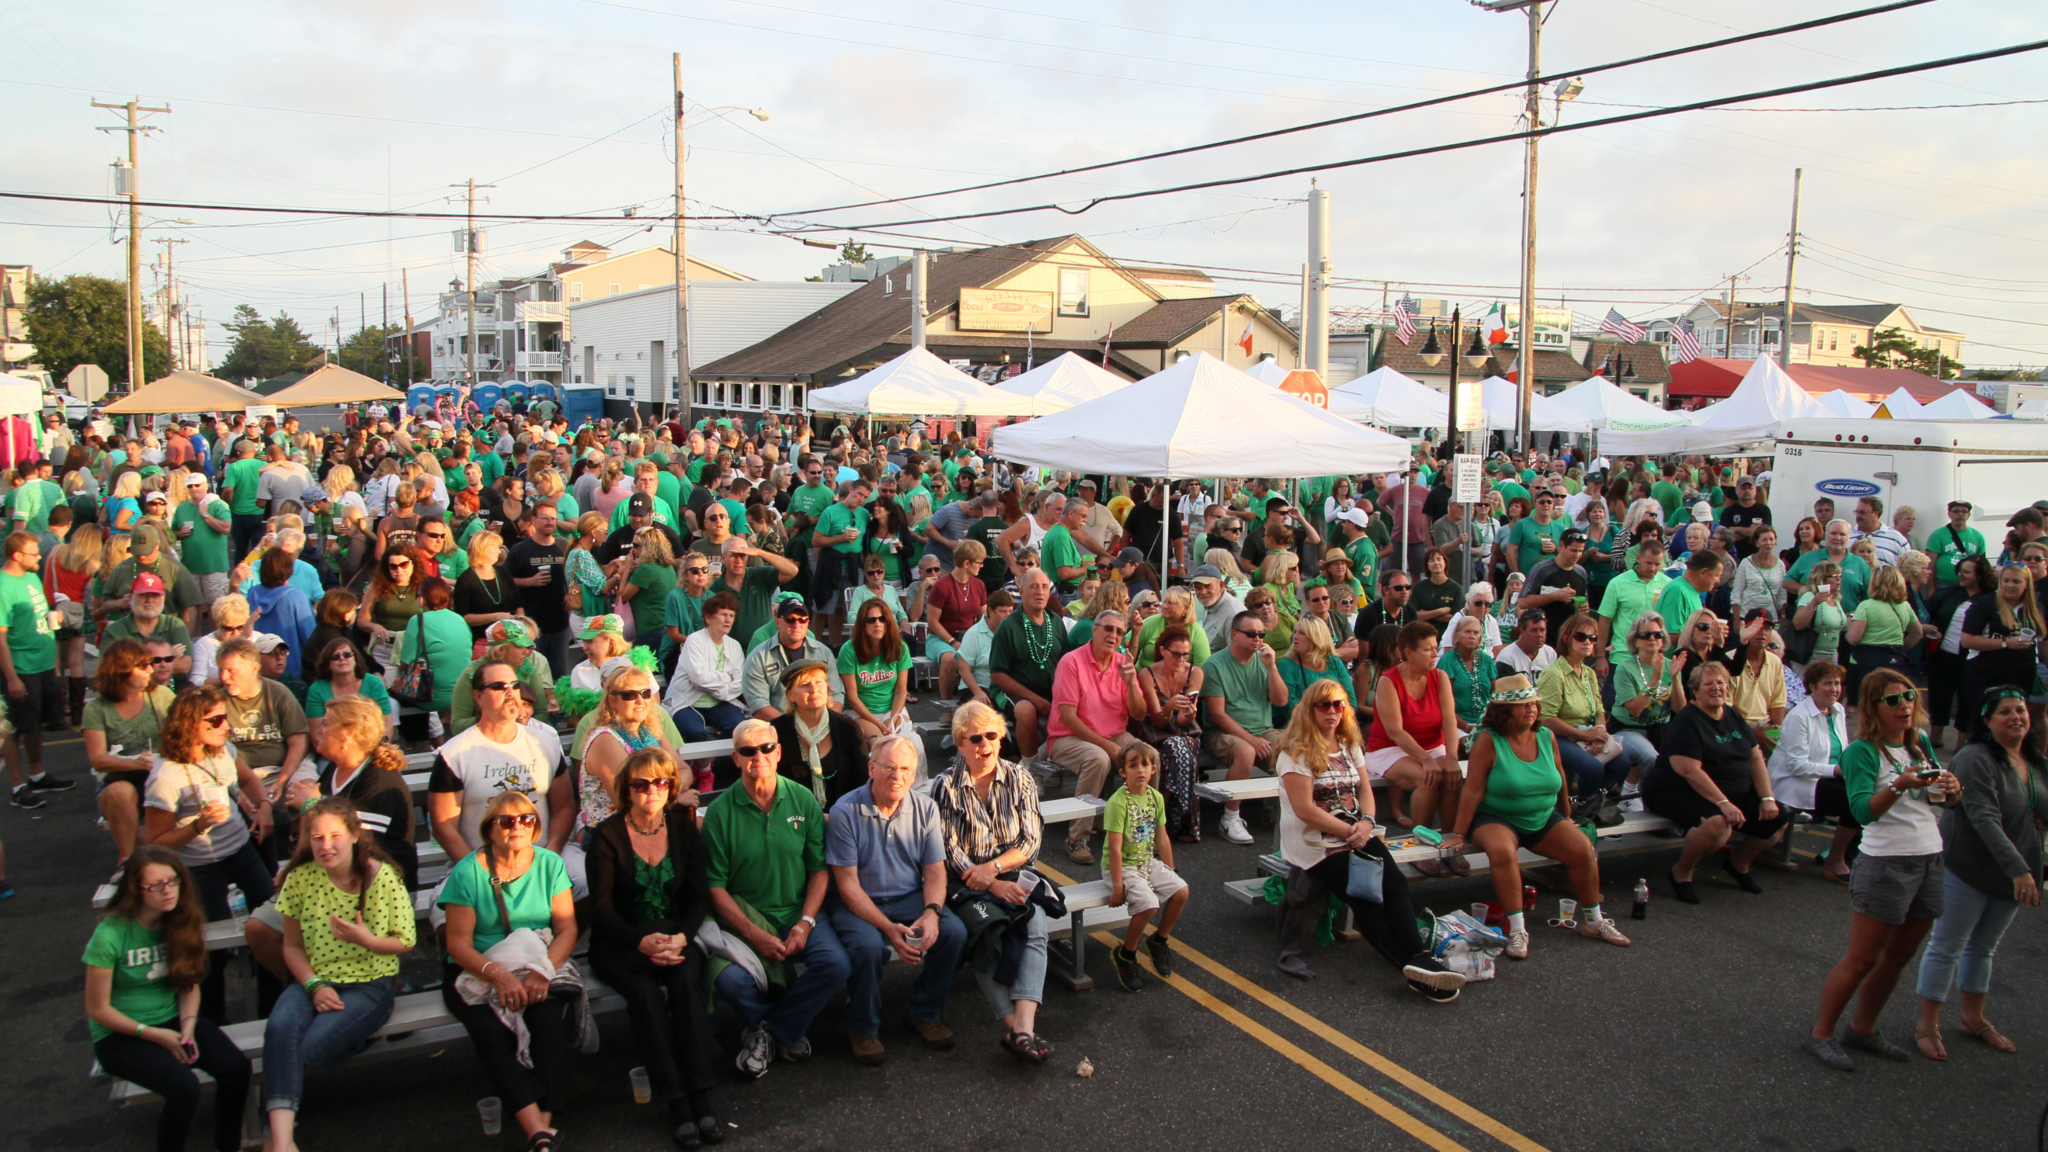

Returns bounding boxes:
[776,1035,813,1063]
[1804,1034,1856,1071]
[1578,917,1632,946]
[9,785,44,810]
[1063,838,1095,866]
[1842,1027,1911,1063]
[735,1025,772,1079]
[28,772,75,792]
[1219,811,1254,845]
[1407,979,1461,1003]
[848,1033,885,1066]
[1505,928,1530,960]
[1110,946,1145,991]
[1145,934,1174,979]
[1399,959,1466,992]
[0,883,13,899]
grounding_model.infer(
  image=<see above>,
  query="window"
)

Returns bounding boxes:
[638,284,652,292]
[606,374,617,396]
[769,384,785,409]
[569,282,584,302]
[1829,331,1839,351]
[694,381,710,406]
[607,283,620,297]
[1058,267,1089,317]
[624,375,636,398]
[749,383,763,408]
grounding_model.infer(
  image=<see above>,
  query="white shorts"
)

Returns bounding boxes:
[1363,743,1446,780]
[1117,858,1187,916]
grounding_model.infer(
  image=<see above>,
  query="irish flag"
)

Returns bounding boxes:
[1484,303,1511,346]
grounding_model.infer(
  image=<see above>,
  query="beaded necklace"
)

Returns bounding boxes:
[1020,610,1059,665]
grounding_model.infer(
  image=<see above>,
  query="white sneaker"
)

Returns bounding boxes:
[1219,811,1254,844]
[1505,928,1530,960]
[735,1024,773,1079]
[1579,917,1632,947]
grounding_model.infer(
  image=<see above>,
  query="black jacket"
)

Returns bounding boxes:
[772,710,869,810]
[585,808,711,956]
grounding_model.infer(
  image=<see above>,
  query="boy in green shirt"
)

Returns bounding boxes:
[1102,743,1186,991]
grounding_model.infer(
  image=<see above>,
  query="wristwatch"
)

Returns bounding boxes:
[924,902,943,916]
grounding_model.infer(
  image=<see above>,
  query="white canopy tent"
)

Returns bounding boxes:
[1874,387,1927,419]
[989,352,1411,580]
[1814,389,1877,418]
[806,346,1037,418]
[1599,357,1820,455]
[1475,376,1526,431]
[1326,366,1449,430]
[1529,374,1690,433]
[1919,388,1995,420]
[1242,359,1293,386]
[994,352,1135,415]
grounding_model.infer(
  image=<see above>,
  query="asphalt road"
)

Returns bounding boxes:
[7,722,2048,1152]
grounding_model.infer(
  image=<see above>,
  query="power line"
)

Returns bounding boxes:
[764,0,1941,218]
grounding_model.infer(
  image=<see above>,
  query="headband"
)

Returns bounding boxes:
[1982,686,2029,716]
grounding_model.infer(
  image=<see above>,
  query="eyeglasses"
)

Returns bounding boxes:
[1236,628,1267,639]
[1571,632,1597,643]
[1635,631,1665,641]
[477,681,519,694]
[1161,648,1191,659]
[734,741,779,758]
[149,656,176,666]
[329,650,354,662]
[201,713,229,728]
[609,687,655,701]
[627,778,672,793]
[1387,583,1411,592]
[139,878,182,896]
[1312,699,1348,712]
[963,732,1002,745]
[487,813,541,832]
[1878,689,1920,708]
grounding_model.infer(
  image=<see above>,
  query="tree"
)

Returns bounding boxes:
[217,306,322,384]
[336,324,427,386]
[1853,326,1963,379]
[24,274,169,389]
[838,239,874,265]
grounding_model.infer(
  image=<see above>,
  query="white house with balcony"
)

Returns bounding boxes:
[1644,300,1965,369]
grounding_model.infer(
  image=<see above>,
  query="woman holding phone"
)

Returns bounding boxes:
[1805,668,1963,1070]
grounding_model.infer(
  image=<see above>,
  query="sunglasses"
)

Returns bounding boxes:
[201,713,229,728]
[1312,699,1348,712]
[963,731,1002,745]
[1878,689,1920,708]
[1635,631,1665,641]
[386,560,411,570]
[488,813,541,832]
[627,777,672,793]
[149,655,176,666]
[1236,628,1267,639]
[610,687,655,701]
[1571,632,1597,643]
[734,741,780,758]
[1694,622,1713,632]
[683,566,710,575]
[477,681,519,694]
[1387,583,1411,592]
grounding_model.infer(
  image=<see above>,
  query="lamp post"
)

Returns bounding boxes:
[1417,308,1493,586]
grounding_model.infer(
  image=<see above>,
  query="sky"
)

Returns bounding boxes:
[4,0,2046,370]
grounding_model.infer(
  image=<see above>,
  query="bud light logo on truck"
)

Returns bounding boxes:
[1815,478,1881,499]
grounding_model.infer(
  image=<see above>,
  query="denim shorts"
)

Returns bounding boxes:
[1849,852,1945,925]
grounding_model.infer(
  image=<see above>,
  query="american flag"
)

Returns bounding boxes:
[1670,317,1704,363]
[1393,295,1419,345]
[1600,307,1647,343]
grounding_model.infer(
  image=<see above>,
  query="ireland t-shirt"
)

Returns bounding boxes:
[81,917,177,1040]
[224,457,266,515]
[0,569,55,674]
[171,497,232,575]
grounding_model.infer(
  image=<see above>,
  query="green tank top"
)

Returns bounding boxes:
[1478,728,1564,833]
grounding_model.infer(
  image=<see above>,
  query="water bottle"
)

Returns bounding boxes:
[1631,877,1649,921]
[227,884,249,925]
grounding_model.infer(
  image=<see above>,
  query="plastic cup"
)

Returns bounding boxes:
[629,1067,651,1105]
[1558,898,1579,923]
[478,1097,503,1136]
[1471,902,1490,922]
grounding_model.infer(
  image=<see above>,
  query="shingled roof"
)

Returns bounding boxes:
[1579,339,1672,386]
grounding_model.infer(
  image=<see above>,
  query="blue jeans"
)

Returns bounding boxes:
[973,904,1049,1019]
[261,977,397,1112]
[1614,730,1658,783]
[829,893,967,1037]
[231,512,266,560]
[1915,870,2022,1001]
[711,915,850,1049]
[1557,736,1632,797]
[673,700,747,743]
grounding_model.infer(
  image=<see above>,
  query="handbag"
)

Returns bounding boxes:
[389,616,436,706]
[1344,847,1385,904]
[1782,610,1819,664]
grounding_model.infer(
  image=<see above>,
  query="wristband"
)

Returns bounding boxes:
[799,914,817,928]
[303,977,328,994]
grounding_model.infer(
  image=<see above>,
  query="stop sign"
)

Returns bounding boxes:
[1278,368,1328,408]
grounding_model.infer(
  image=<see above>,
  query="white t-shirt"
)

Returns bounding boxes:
[1858,740,1947,858]
[426,723,563,852]
[1275,746,1370,871]
[1495,642,1557,677]
[143,746,250,865]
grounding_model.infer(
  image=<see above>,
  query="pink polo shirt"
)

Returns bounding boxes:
[1048,643,1132,742]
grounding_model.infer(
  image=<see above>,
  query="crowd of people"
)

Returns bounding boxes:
[38,401,2048,1152]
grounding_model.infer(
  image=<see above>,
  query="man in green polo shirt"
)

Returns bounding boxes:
[1596,540,1671,675]
[1039,499,1090,596]
[703,721,840,1078]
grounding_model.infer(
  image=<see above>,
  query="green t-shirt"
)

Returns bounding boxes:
[1505,516,1567,574]
[786,482,837,548]
[80,685,175,757]
[1581,524,1621,581]
[1611,656,1676,729]
[1102,784,1166,868]
[223,457,266,515]
[607,494,678,533]
[656,472,686,520]
[7,479,59,535]
[170,497,232,575]
[1476,728,1563,834]
[1342,535,1379,592]
[702,778,825,934]
[629,563,678,636]
[836,637,913,714]
[1650,480,1683,517]
[1786,549,1872,612]
[0,569,55,674]
[712,566,781,649]
[477,450,504,487]
[274,859,415,983]
[1039,524,1086,589]
[815,501,868,556]
[1654,578,1704,638]
[1851,598,1913,648]
[81,916,178,1041]
[1494,479,1531,509]
[1200,649,1274,735]
[1928,524,1988,585]
[1597,569,1673,658]
[304,675,393,718]
[437,847,571,953]
[1437,649,1498,728]
[1797,591,1848,661]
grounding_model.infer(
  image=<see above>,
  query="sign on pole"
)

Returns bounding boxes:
[1452,453,1483,504]
[1277,369,1330,409]
[65,364,109,402]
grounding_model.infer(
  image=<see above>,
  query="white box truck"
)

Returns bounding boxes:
[1767,419,2048,544]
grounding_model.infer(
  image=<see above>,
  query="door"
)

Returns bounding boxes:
[1800,449,1892,523]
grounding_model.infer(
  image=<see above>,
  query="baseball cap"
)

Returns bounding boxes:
[299,485,328,504]
[1076,478,1099,491]
[1339,508,1373,529]
[627,493,654,515]
[131,573,167,595]
[1742,608,1777,627]
[774,598,811,620]
[249,632,287,654]
[1114,546,1144,566]
[1691,501,1713,522]
[142,491,167,505]
[1190,564,1224,584]
[1736,476,1756,487]
[184,474,207,488]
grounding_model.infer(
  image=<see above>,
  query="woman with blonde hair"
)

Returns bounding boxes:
[1794,560,1850,667]
[565,663,680,897]
[1274,677,1464,997]
[363,458,401,518]
[49,521,104,711]
[189,594,252,687]
[1066,579,1129,647]
[105,470,143,537]
[1204,547,1252,602]
[1846,562,1924,690]
[618,527,678,644]
[565,511,609,635]
[453,529,516,643]
[591,459,631,522]
[1959,562,2045,720]
[1259,548,1304,623]
[532,467,578,521]
[1276,615,1353,729]
[1135,586,1210,669]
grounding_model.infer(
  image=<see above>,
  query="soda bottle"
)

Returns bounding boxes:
[1631,878,1649,921]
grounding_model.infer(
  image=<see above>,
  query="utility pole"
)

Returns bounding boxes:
[1305,181,1330,378]
[911,250,928,349]
[401,268,415,388]
[93,97,171,392]
[381,282,389,384]
[1471,0,1546,450]
[671,52,690,424]
[151,238,187,371]
[359,292,368,377]
[450,179,492,390]
[1780,167,1803,371]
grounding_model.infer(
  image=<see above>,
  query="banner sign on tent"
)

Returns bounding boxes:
[1278,369,1329,409]
[245,404,278,421]
[1453,454,1484,503]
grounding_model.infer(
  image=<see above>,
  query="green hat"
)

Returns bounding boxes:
[1489,674,1539,704]
[139,464,164,479]
[578,614,623,640]
[487,619,535,648]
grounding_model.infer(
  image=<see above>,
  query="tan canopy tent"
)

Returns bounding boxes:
[265,364,407,407]
[103,370,266,415]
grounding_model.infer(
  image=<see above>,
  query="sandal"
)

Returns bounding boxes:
[1445,854,1472,877]
[1412,858,1450,879]
[1962,1020,2018,1053]
[526,1130,559,1152]
[1820,868,1850,886]
[1000,1029,1047,1064]
[1915,1026,1948,1061]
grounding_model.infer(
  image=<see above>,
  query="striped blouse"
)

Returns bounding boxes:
[930,755,1043,877]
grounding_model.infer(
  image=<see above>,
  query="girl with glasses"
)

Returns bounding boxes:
[838,601,914,747]
[304,637,395,742]
[1805,669,1962,1070]
[84,846,251,1152]
[354,544,426,675]
[586,748,721,1146]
